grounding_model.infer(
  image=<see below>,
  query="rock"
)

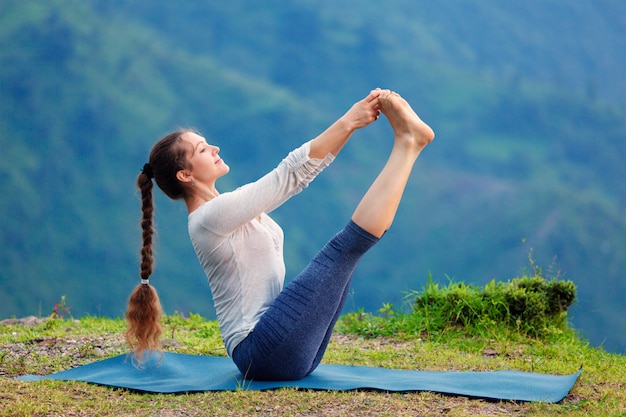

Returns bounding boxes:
[0,316,48,327]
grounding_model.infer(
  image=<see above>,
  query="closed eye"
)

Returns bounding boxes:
[193,140,208,154]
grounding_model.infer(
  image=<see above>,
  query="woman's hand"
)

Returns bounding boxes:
[309,88,387,159]
[340,88,384,130]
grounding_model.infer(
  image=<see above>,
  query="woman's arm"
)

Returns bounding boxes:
[192,142,333,235]
[308,89,382,159]
[192,89,383,235]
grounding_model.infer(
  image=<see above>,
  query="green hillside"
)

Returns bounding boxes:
[1,0,625,353]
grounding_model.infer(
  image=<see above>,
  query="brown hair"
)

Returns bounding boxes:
[125,130,193,363]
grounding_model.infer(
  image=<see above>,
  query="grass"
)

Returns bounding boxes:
[1,277,625,416]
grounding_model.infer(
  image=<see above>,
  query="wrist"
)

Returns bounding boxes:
[337,114,357,133]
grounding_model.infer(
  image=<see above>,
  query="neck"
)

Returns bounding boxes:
[185,185,219,214]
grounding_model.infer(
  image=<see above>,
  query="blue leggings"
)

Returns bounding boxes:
[232,220,379,381]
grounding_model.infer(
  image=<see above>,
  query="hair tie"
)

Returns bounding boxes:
[142,163,153,179]
[141,278,150,285]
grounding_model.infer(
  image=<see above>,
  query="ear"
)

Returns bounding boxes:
[176,169,193,184]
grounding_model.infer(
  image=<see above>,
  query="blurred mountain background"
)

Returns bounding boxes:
[1,0,625,353]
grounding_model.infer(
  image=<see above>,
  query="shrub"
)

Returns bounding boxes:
[339,274,576,339]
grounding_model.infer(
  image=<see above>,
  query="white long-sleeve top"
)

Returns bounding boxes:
[187,141,334,356]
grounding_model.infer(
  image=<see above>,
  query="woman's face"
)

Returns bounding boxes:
[181,131,230,184]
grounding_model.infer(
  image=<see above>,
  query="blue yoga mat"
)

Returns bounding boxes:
[20,352,581,403]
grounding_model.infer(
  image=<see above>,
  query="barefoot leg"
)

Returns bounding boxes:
[351,91,434,237]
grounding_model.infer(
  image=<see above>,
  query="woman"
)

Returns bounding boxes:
[126,88,434,380]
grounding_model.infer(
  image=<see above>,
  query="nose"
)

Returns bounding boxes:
[212,145,220,154]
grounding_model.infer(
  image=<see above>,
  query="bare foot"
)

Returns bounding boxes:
[379,91,434,152]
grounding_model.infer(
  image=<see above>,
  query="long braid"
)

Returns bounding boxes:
[124,130,191,365]
[125,170,163,364]
[139,174,154,280]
